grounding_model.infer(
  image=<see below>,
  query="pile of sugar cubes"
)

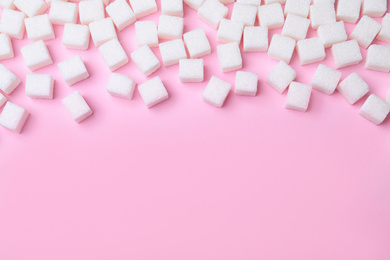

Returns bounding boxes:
[0,0,390,134]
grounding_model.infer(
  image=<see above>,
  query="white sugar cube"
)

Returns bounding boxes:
[179,59,204,83]
[106,73,136,100]
[359,94,390,124]
[217,18,244,44]
[296,37,326,65]
[337,73,369,104]
[336,0,362,24]
[98,38,129,71]
[235,71,258,96]
[268,34,296,64]
[184,0,204,10]
[237,0,261,5]
[25,14,54,41]
[138,76,169,108]
[25,73,54,99]
[0,33,14,61]
[350,15,381,49]
[89,18,117,47]
[49,1,78,25]
[14,0,46,17]
[202,76,231,108]
[365,44,390,72]
[377,13,390,43]
[58,55,89,85]
[62,23,90,50]
[161,0,183,17]
[282,13,310,41]
[62,91,92,123]
[128,0,157,19]
[258,3,285,29]
[285,82,312,112]
[362,0,387,17]
[311,64,341,94]
[217,42,242,72]
[243,26,268,52]
[231,3,258,26]
[183,28,211,58]
[131,45,160,76]
[21,40,53,71]
[309,3,336,29]
[106,0,136,31]
[0,93,7,108]
[0,0,16,9]
[157,15,184,40]
[0,64,21,94]
[0,9,26,39]
[284,0,311,18]
[79,0,104,25]
[317,21,348,48]
[135,21,159,48]
[159,39,187,66]
[266,61,296,94]
[198,0,228,29]
[0,102,29,133]
[331,40,362,69]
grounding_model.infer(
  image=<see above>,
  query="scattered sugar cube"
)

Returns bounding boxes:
[0,64,21,94]
[217,42,243,73]
[266,61,296,94]
[317,21,348,48]
[62,91,92,123]
[131,45,160,76]
[62,23,90,50]
[161,0,183,17]
[58,55,89,85]
[0,93,7,108]
[365,44,390,72]
[311,64,342,94]
[106,0,136,31]
[138,76,169,108]
[337,73,369,104]
[184,0,204,10]
[21,40,53,71]
[350,15,382,49]
[331,40,362,69]
[282,13,310,41]
[285,82,312,112]
[336,0,361,24]
[231,3,258,26]
[0,0,15,9]
[284,0,311,18]
[237,0,261,5]
[202,76,231,107]
[89,18,117,47]
[198,0,229,29]
[0,33,14,60]
[179,59,204,83]
[359,94,390,124]
[377,13,390,43]
[362,0,387,17]
[25,73,54,99]
[243,26,268,52]
[296,37,326,65]
[14,0,47,17]
[235,71,258,96]
[217,18,244,44]
[309,3,336,29]
[25,14,54,41]
[79,0,104,25]
[0,9,26,39]
[159,39,187,66]
[268,34,296,64]
[183,28,211,58]
[106,73,136,100]
[98,38,129,71]
[157,15,184,40]
[135,21,159,48]
[258,3,285,29]
[0,101,29,133]
[49,1,78,25]
[128,0,157,19]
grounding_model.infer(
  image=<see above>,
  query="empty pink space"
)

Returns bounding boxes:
[1,1,390,260]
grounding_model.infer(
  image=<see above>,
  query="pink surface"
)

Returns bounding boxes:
[1,2,390,259]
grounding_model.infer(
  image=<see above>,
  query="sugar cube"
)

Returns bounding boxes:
[336,0,362,24]
[0,64,21,94]
[106,73,136,100]
[161,0,183,17]
[202,76,231,108]
[331,40,362,69]
[89,18,117,47]
[135,21,159,48]
[235,71,258,96]
[268,34,296,64]
[128,0,157,19]
[237,0,261,5]
[0,93,7,108]
[350,15,382,49]
[266,61,296,94]
[284,0,311,18]
[184,0,204,10]
[231,3,258,26]
[179,59,204,83]
[243,26,268,52]
[159,39,187,66]
[131,45,160,76]
[0,33,14,61]
[311,64,342,94]
[79,0,104,25]
[49,1,78,25]
[217,18,244,44]
[106,0,136,31]
[0,9,26,39]
[0,0,15,9]
[138,76,169,108]
[25,73,54,99]
[258,3,285,29]
[317,21,348,48]
[282,13,310,41]
[21,40,53,71]
[285,82,312,112]
[377,13,390,43]
[98,38,129,71]
[58,55,89,85]
[198,0,229,29]
[25,14,54,41]
[183,28,211,58]
[362,0,387,17]
[296,37,326,65]
[62,91,92,123]
[62,23,90,50]
[0,102,29,133]
[309,3,336,29]
[217,42,243,72]
[337,73,369,104]
[365,44,390,72]
[157,15,184,40]
[14,0,47,17]
[359,94,390,124]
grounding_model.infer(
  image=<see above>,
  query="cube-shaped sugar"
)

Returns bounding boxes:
[237,0,261,5]
[331,40,362,69]
[362,0,387,17]
[49,1,78,25]
[62,23,90,50]
[131,45,160,76]
[106,73,136,100]
[0,93,7,108]
[0,0,15,9]
[258,3,285,29]
[350,16,382,49]
[79,0,104,25]
[296,37,326,65]
[138,76,169,108]
[217,42,242,73]
[161,0,183,17]
[337,73,369,104]
[0,9,26,39]
[106,0,136,31]
[0,102,29,133]
[128,0,157,19]
[179,59,204,83]
[359,94,390,124]
[21,40,53,71]
[282,13,310,41]
[98,38,129,71]
[157,15,184,40]
[0,33,14,60]
[243,26,268,52]
[184,0,204,10]
[336,0,361,24]
[285,82,312,112]
[202,76,231,108]
[317,21,348,48]
[14,0,47,17]
[25,74,54,99]
[198,0,228,29]
[311,64,341,94]
[62,91,92,123]
[365,44,390,72]
[58,55,89,85]
[0,64,21,94]
[231,3,258,26]
[135,21,159,48]
[268,34,296,64]
[159,39,187,66]
[89,18,117,47]
[183,28,211,58]
[284,0,311,18]
[217,19,244,44]
[25,14,54,41]
[309,3,336,29]
[377,13,390,43]
[266,61,296,94]
[235,71,258,96]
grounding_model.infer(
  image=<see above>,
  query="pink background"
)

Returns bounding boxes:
[1,1,390,259]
